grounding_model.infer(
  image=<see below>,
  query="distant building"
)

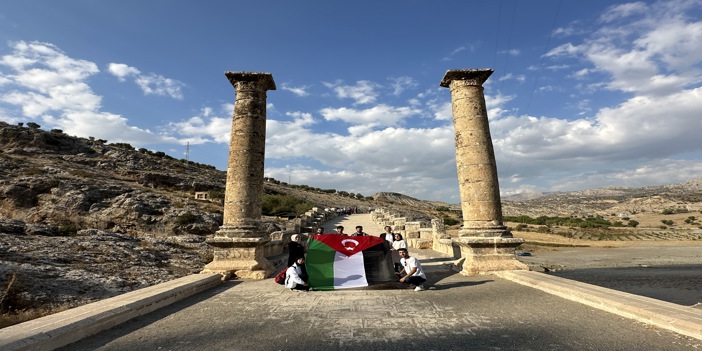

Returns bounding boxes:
[194,192,209,201]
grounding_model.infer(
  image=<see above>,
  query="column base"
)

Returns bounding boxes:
[201,236,274,279]
[454,237,528,276]
[459,225,512,238]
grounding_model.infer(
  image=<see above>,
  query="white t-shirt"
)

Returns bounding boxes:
[400,256,426,279]
[392,240,407,250]
[285,263,306,288]
[383,232,394,244]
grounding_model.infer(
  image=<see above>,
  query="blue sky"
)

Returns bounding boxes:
[1,0,701,204]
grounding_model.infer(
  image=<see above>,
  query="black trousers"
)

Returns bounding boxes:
[291,283,310,291]
[401,275,426,286]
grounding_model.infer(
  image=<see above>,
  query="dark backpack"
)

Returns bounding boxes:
[274,268,287,285]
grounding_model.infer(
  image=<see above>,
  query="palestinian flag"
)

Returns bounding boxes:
[306,234,396,290]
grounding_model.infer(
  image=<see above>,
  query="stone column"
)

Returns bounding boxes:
[202,72,276,280]
[440,69,528,275]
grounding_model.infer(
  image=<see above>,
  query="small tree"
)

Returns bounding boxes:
[26,122,41,129]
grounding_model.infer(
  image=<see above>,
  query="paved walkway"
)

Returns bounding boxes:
[54,215,701,350]
[317,213,386,236]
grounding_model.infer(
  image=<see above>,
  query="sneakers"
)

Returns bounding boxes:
[414,284,425,291]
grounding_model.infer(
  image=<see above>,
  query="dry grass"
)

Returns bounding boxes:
[0,305,72,329]
[445,214,702,248]
[512,230,702,248]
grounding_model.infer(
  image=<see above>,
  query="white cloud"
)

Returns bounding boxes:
[495,0,702,194]
[264,125,460,202]
[107,62,184,99]
[0,41,172,146]
[319,104,420,131]
[544,43,581,58]
[490,84,702,195]
[165,105,234,144]
[282,84,310,97]
[324,80,380,105]
[599,2,647,23]
[388,76,417,96]
[107,63,140,81]
[441,46,467,62]
[498,49,520,56]
[545,159,702,193]
[134,74,185,100]
[498,73,525,82]
[546,0,702,97]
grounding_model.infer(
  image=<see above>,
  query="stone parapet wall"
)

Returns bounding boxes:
[371,207,458,258]
[404,222,421,239]
[262,207,343,260]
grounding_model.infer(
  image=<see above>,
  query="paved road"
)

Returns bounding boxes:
[316,213,386,236]
[58,215,701,351]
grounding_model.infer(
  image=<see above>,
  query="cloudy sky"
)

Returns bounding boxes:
[1,0,701,203]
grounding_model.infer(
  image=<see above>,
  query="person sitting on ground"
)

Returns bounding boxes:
[396,248,427,291]
[315,227,325,235]
[379,225,395,244]
[286,234,306,268]
[285,257,310,292]
[335,225,346,235]
[352,225,368,236]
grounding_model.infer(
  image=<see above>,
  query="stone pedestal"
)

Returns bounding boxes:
[201,235,274,280]
[202,72,276,279]
[455,237,528,276]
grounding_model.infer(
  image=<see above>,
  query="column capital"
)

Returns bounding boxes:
[440,69,493,88]
[225,71,277,91]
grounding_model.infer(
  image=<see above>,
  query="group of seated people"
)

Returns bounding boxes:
[284,225,426,292]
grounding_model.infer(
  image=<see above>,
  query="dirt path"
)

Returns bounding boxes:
[318,213,386,236]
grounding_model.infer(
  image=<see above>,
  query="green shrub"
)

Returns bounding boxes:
[57,224,78,236]
[261,194,314,217]
[175,212,197,225]
[110,143,135,150]
[443,217,460,226]
[207,190,225,200]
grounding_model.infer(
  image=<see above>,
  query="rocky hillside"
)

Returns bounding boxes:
[0,122,428,324]
[502,178,702,218]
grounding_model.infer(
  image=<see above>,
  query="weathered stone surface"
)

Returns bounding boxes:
[441,69,509,238]
[204,72,276,279]
[455,237,528,276]
[442,69,526,275]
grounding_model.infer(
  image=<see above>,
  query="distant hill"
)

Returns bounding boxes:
[502,178,702,218]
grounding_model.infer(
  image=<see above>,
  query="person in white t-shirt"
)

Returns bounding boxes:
[390,233,407,272]
[379,226,395,245]
[286,257,309,292]
[396,248,427,291]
